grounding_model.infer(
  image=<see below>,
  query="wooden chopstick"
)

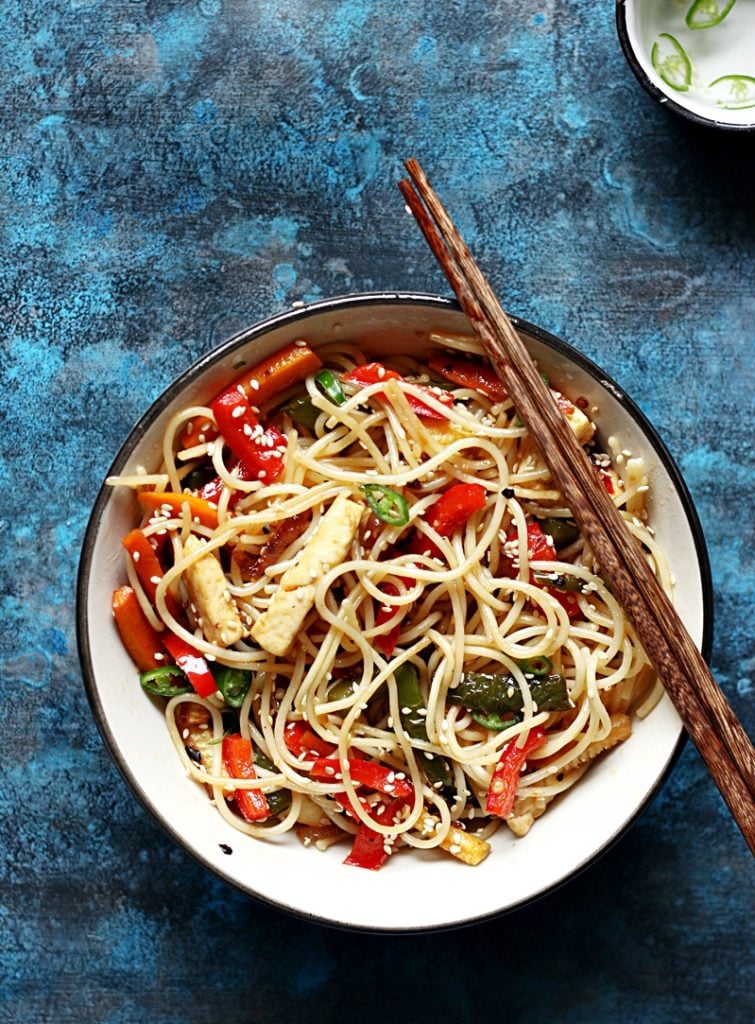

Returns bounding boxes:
[399,158,755,854]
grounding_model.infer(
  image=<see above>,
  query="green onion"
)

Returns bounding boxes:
[686,0,737,30]
[139,665,192,697]
[213,666,252,708]
[519,655,553,677]
[362,484,410,526]
[708,74,755,109]
[315,369,346,406]
[651,33,692,91]
[470,710,517,732]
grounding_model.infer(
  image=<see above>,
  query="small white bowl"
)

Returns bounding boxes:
[617,0,755,131]
[77,294,712,932]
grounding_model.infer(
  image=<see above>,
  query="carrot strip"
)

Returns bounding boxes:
[122,529,181,618]
[221,342,322,407]
[138,491,219,529]
[177,414,219,451]
[112,586,164,673]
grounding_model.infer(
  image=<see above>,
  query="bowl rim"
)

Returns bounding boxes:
[76,290,714,932]
[615,0,755,133]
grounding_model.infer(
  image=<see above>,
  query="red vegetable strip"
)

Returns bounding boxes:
[222,734,270,822]
[310,758,414,798]
[178,414,219,451]
[283,721,336,758]
[342,795,414,870]
[428,354,507,402]
[138,490,219,529]
[198,460,257,507]
[503,522,580,618]
[162,633,218,698]
[486,726,546,818]
[424,482,487,537]
[211,389,287,483]
[343,362,455,421]
[218,341,322,407]
[112,586,165,673]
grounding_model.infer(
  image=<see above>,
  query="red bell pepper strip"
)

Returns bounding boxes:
[342,794,413,870]
[283,721,336,758]
[428,354,507,402]
[408,482,487,563]
[222,733,270,822]
[503,522,581,618]
[211,389,287,483]
[310,758,414,798]
[486,726,546,818]
[373,581,406,657]
[343,362,455,421]
[198,459,258,507]
[112,586,165,673]
[162,633,218,698]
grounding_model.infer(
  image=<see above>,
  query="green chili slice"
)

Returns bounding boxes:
[213,666,252,708]
[140,665,192,697]
[470,710,517,732]
[538,517,580,550]
[651,34,692,92]
[520,655,553,677]
[686,0,737,30]
[362,484,410,526]
[708,74,755,110]
[315,369,346,406]
[281,394,321,431]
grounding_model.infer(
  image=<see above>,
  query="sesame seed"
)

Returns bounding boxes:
[231,406,245,419]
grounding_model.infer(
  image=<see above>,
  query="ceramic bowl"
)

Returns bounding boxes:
[617,0,755,131]
[77,293,712,932]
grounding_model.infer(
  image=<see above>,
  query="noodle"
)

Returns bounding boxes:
[108,332,671,869]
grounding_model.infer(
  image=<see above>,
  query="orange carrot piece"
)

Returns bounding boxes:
[112,586,164,673]
[223,342,322,407]
[122,529,181,618]
[177,414,219,451]
[138,491,219,529]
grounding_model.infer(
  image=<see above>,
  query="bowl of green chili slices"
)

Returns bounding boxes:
[617,0,755,130]
[78,293,712,931]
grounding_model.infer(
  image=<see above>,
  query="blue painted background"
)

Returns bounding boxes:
[2,1,753,1021]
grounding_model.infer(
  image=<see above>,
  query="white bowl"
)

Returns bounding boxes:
[617,0,755,131]
[77,293,712,931]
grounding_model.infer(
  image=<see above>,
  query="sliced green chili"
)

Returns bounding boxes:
[362,484,410,526]
[651,33,692,91]
[686,0,737,30]
[315,369,346,406]
[520,655,553,677]
[139,665,192,697]
[532,569,587,592]
[708,74,755,109]
[538,517,580,550]
[470,710,517,732]
[213,666,252,708]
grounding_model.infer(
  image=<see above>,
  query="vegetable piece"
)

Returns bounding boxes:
[197,460,257,507]
[222,733,270,822]
[538,517,579,550]
[138,490,219,529]
[503,522,581,618]
[139,665,192,697]
[519,655,553,677]
[181,534,245,647]
[343,797,411,870]
[686,0,737,30]
[447,672,571,715]
[232,512,309,582]
[342,362,455,420]
[250,493,363,657]
[708,74,755,110]
[424,482,486,536]
[428,354,507,402]
[122,529,182,620]
[486,726,546,818]
[470,710,517,732]
[162,633,218,698]
[280,394,321,432]
[112,586,165,673]
[362,484,410,527]
[310,758,414,798]
[213,665,252,708]
[284,721,336,758]
[315,369,346,406]
[417,811,491,866]
[396,663,454,790]
[211,390,287,483]
[373,580,407,657]
[178,415,219,451]
[651,33,692,91]
[217,342,322,408]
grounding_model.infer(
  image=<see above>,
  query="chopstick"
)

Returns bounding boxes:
[399,158,755,854]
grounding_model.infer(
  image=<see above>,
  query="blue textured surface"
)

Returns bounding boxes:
[2,1,753,1021]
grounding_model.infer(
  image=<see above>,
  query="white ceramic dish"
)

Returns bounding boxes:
[77,294,712,932]
[617,0,755,131]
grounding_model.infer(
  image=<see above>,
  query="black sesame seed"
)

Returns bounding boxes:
[219,844,233,855]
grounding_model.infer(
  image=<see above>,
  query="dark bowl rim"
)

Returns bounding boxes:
[615,0,755,133]
[76,290,714,934]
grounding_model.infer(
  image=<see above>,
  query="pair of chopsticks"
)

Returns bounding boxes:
[399,158,755,855]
